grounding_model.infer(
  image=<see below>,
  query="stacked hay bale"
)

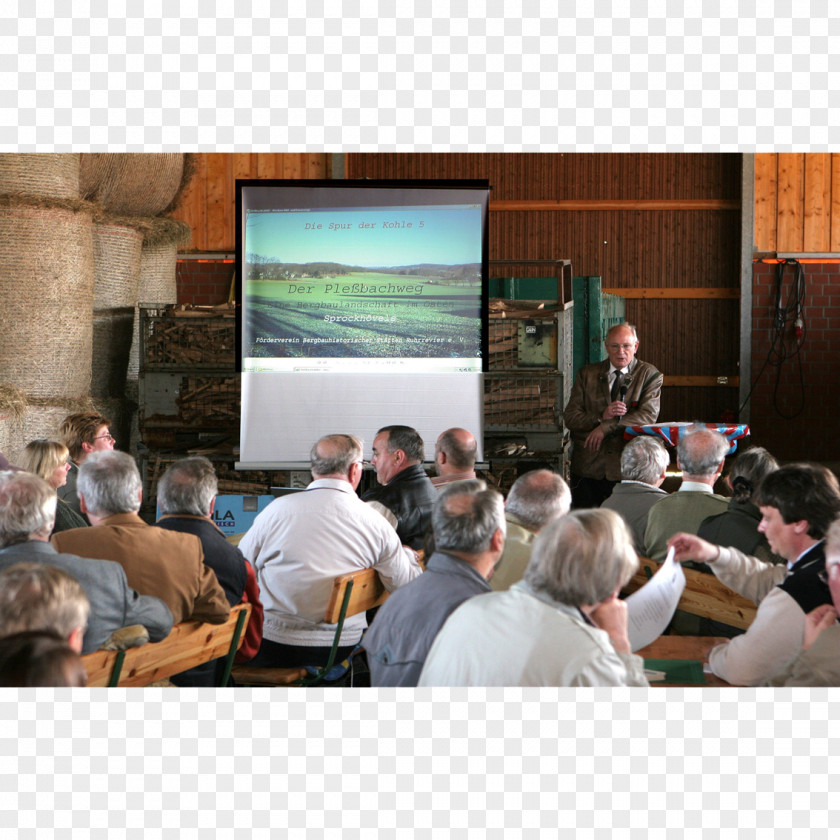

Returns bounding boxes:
[0,153,195,464]
[0,154,97,461]
[80,154,194,451]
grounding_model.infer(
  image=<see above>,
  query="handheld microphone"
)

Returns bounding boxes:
[619,384,628,403]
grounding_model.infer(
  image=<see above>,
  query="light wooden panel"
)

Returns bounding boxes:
[803,153,831,251]
[172,153,333,251]
[832,155,840,252]
[776,153,804,252]
[754,152,840,254]
[753,153,777,251]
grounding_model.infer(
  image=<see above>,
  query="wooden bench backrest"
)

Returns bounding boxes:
[624,559,757,631]
[324,567,389,624]
[83,602,252,687]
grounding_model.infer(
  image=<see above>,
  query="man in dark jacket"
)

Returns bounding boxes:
[362,425,437,550]
[155,456,264,685]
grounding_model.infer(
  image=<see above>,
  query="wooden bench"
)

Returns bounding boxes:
[623,559,757,631]
[83,602,252,687]
[231,566,390,687]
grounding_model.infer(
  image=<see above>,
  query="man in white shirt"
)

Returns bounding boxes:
[238,433,423,669]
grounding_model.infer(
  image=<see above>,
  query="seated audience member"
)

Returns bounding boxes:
[364,479,504,686]
[239,434,423,670]
[0,630,87,687]
[0,453,22,471]
[601,436,669,554]
[430,428,478,491]
[57,411,115,518]
[768,516,840,686]
[0,471,172,654]
[20,439,88,533]
[0,562,90,654]
[418,509,647,687]
[490,469,571,592]
[155,456,264,684]
[644,427,730,563]
[698,445,785,565]
[51,451,229,627]
[668,463,840,686]
[362,425,438,549]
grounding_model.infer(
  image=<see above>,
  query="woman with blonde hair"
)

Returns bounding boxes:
[19,440,88,534]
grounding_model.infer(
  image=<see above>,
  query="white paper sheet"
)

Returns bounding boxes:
[625,547,686,652]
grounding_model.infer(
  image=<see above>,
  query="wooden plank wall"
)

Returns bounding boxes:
[346,153,743,426]
[171,153,333,251]
[754,152,840,253]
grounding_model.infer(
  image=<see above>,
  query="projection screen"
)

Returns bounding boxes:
[236,179,489,467]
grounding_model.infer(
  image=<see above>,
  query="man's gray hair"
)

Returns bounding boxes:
[621,436,670,484]
[157,456,218,517]
[606,321,638,341]
[0,471,57,547]
[0,562,89,640]
[77,450,142,517]
[827,516,840,557]
[505,469,571,532]
[310,434,363,477]
[524,508,638,607]
[677,427,730,477]
[432,479,505,554]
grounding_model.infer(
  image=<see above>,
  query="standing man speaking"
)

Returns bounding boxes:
[563,322,663,509]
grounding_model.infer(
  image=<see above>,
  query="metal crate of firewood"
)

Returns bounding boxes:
[484,372,562,431]
[140,303,236,371]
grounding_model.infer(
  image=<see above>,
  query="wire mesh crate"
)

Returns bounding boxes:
[140,304,236,371]
[484,372,562,431]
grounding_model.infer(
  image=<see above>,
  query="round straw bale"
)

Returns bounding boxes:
[80,153,186,217]
[0,204,94,399]
[0,154,80,200]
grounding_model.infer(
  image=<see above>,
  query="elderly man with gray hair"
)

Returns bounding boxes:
[154,456,265,685]
[601,436,670,554]
[0,471,172,653]
[0,562,90,654]
[239,433,423,671]
[363,479,505,686]
[490,469,571,592]
[418,508,648,686]
[51,450,229,628]
[644,427,730,563]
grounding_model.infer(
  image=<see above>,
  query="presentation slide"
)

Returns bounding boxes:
[242,204,483,372]
[236,181,488,467]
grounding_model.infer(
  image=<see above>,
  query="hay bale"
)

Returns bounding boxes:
[91,222,143,400]
[0,154,80,200]
[0,204,94,399]
[80,153,186,217]
[0,398,95,465]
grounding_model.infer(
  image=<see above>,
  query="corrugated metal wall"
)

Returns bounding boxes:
[347,153,743,424]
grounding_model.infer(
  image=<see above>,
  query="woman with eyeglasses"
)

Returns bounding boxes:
[20,439,89,534]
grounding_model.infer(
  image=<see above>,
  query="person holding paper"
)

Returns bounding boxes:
[667,463,840,686]
[418,508,648,687]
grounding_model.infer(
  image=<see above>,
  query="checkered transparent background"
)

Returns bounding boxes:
[2,4,839,151]
[3,687,840,837]
[4,5,840,836]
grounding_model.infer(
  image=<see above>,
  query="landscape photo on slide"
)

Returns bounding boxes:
[242,204,483,365]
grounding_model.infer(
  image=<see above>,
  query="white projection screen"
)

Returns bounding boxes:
[236,179,490,468]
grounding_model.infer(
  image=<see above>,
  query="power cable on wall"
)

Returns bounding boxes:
[739,258,807,419]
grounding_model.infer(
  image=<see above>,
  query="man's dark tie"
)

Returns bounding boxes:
[610,370,624,402]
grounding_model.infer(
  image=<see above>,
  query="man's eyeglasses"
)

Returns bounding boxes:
[93,433,115,442]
